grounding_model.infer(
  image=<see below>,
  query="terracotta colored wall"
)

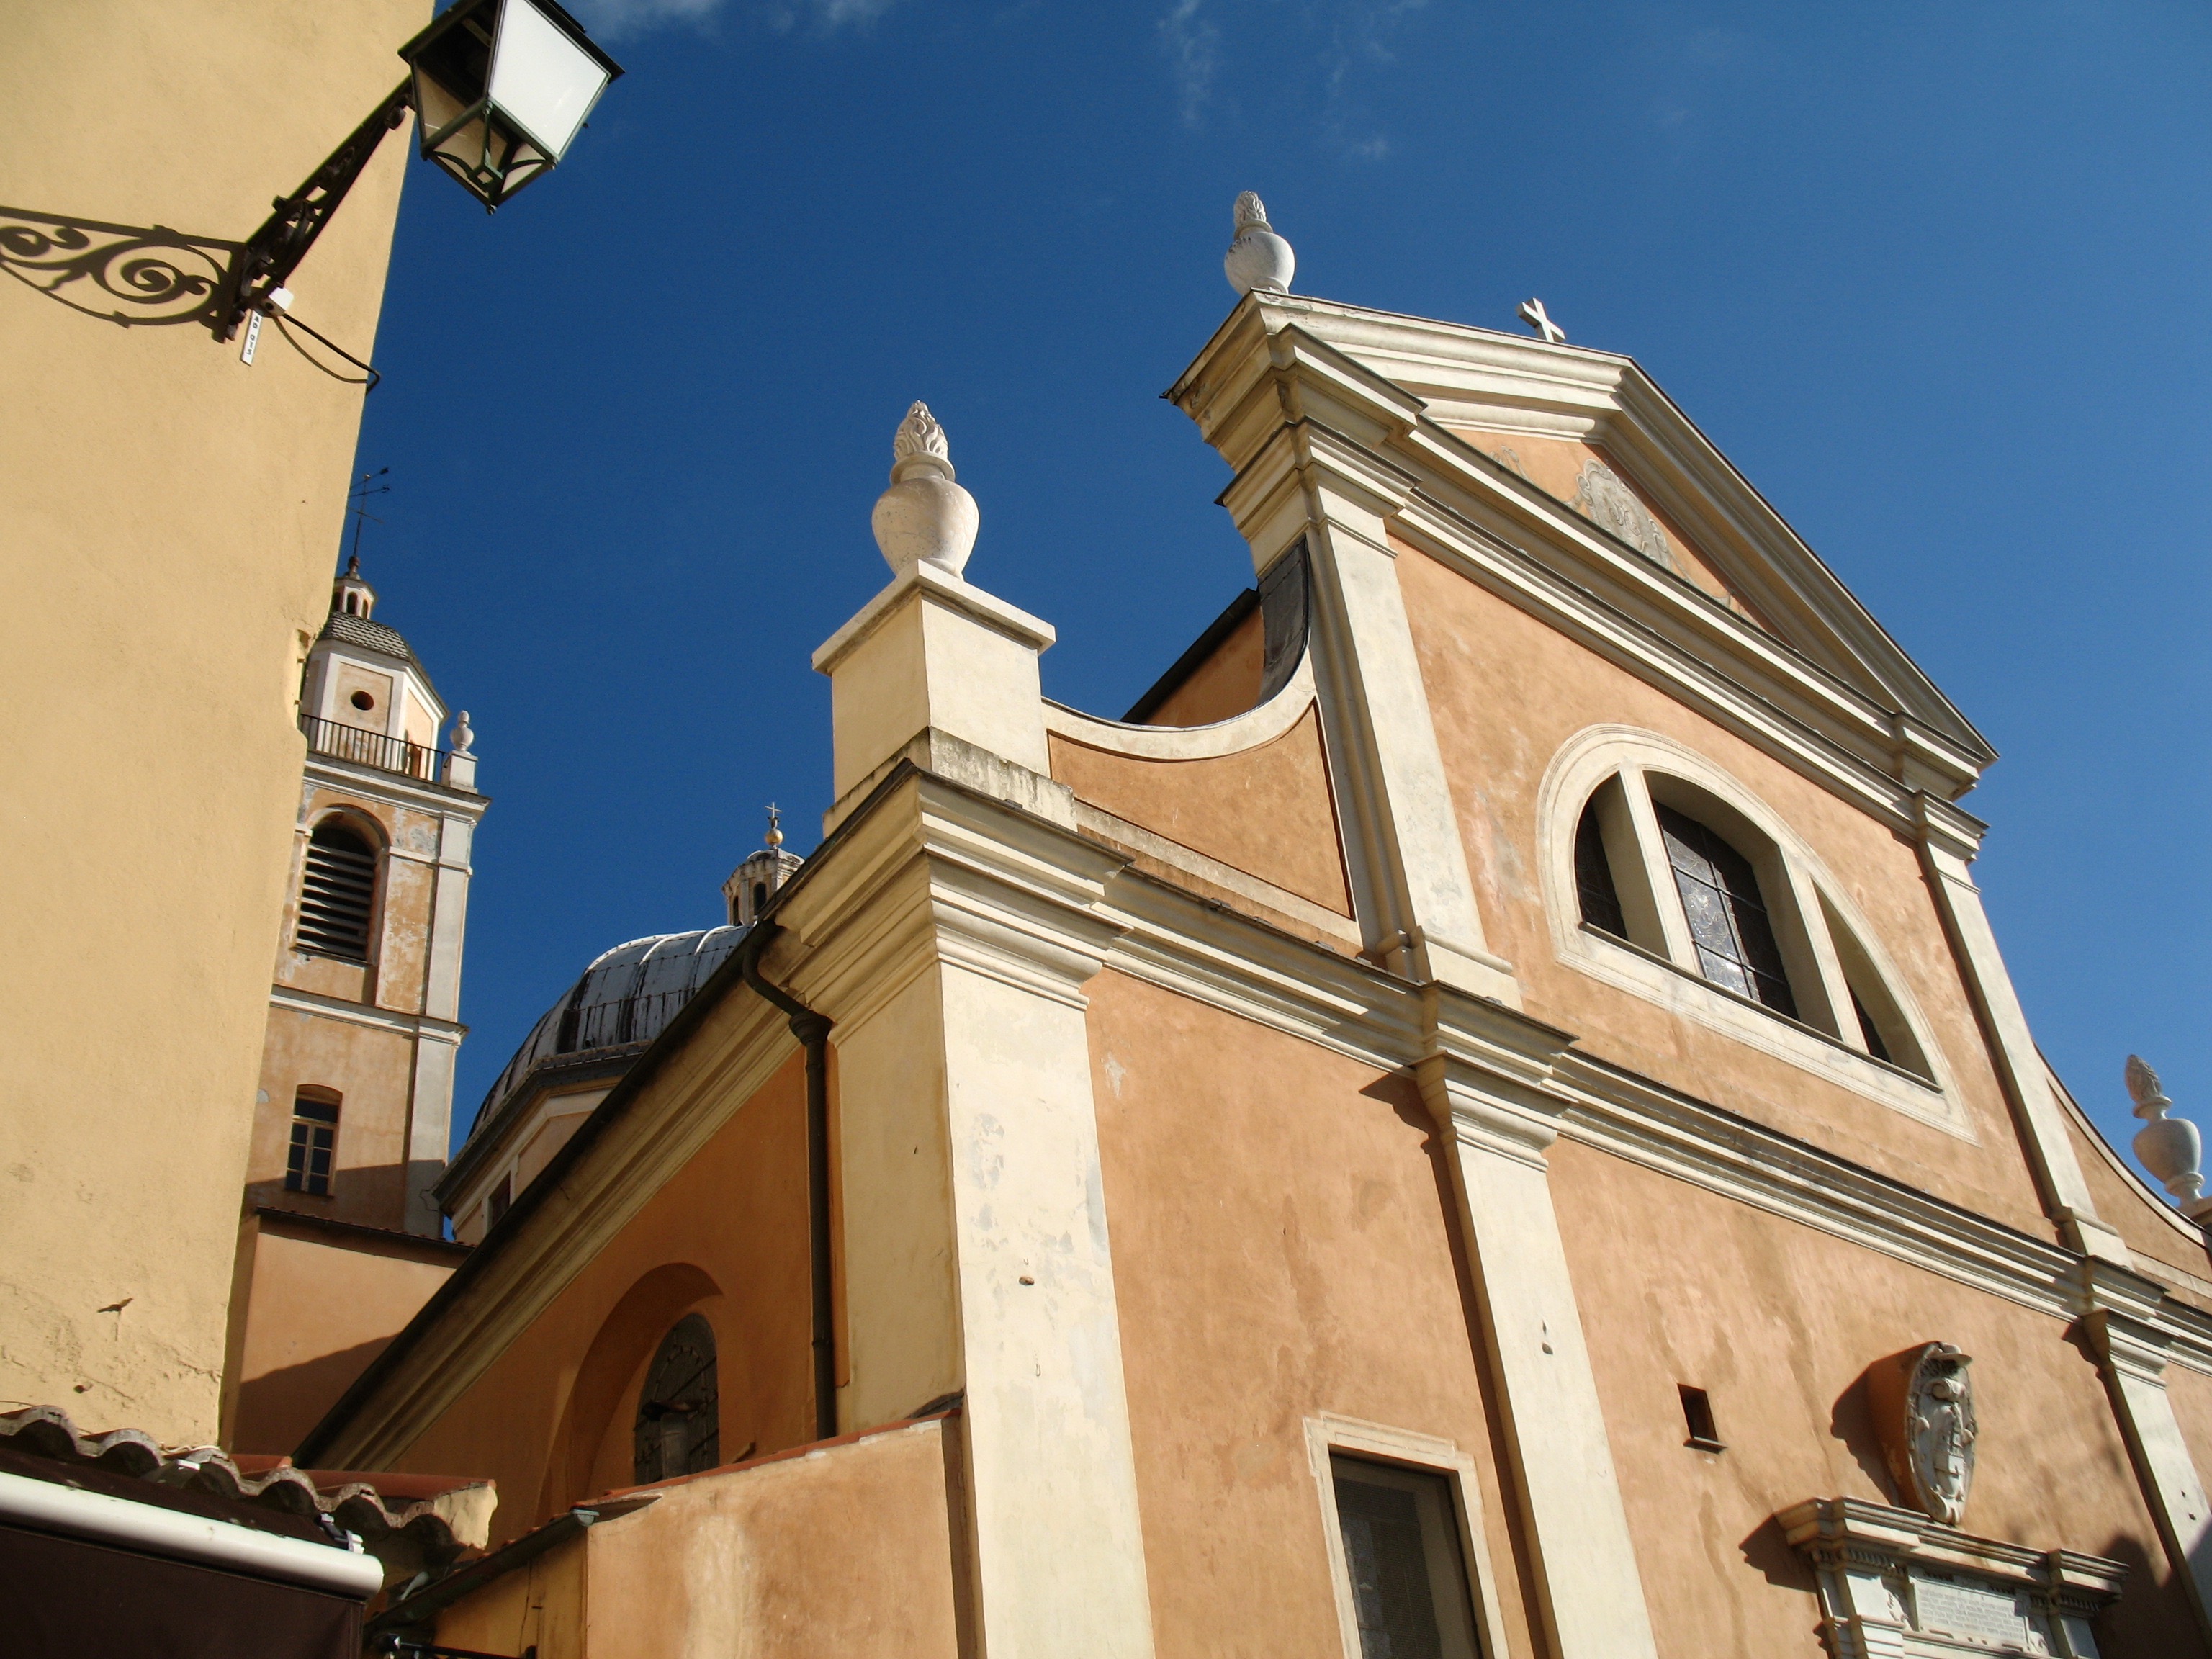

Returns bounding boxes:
[1397,545,2051,1236]
[1548,1136,2203,1657]
[253,1009,418,1228]
[433,1419,962,1659]
[1049,706,1353,915]
[1145,603,1265,727]
[1441,428,1761,623]
[1085,969,1538,1659]
[227,1218,459,1455]
[392,1053,813,1541]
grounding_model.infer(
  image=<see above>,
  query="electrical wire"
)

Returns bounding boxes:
[270,309,382,392]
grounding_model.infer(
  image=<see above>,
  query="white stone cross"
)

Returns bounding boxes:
[1518,297,1565,344]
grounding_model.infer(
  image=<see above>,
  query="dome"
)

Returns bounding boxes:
[467,925,745,1143]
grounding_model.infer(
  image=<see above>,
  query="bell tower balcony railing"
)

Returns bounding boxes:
[300,714,450,784]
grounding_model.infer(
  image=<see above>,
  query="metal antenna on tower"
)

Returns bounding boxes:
[346,467,390,562]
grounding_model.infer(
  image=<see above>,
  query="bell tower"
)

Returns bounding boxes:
[220,556,485,1455]
[724,806,804,927]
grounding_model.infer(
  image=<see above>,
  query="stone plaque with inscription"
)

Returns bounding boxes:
[1778,1497,2123,1658]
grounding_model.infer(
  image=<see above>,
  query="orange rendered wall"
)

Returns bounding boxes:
[1049,705,1354,915]
[1396,544,2051,1236]
[227,1218,460,1455]
[433,1418,962,1659]
[390,1053,813,1541]
[1084,968,1538,1659]
[1144,602,1265,727]
[1547,1137,2205,1657]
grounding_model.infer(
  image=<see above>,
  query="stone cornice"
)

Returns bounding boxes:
[302,755,487,819]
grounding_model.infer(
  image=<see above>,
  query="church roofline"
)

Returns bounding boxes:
[1169,290,1996,778]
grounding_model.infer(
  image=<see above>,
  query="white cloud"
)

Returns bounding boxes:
[1159,0,1221,129]
[568,0,901,39]
[566,0,726,37]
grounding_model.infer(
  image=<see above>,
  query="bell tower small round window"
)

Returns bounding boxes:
[350,691,375,711]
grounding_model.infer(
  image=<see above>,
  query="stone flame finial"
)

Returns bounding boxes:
[1225,192,1295,297]
[871,402,979,579]
[2128,1054,2212,1220]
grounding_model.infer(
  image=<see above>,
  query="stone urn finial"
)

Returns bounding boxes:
[449,711,475,755]
[1224,192,1295,297]
[871,402,979,580]
[2128,1055,2212,1219]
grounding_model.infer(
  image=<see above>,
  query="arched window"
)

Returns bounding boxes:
[633,1313,719,1485]
[1573,799,1627,940]
[286,1089,341,1197]
[1654,804,1796,1016]
[297,819,377,961]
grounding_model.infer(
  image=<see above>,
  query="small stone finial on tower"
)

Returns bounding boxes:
[871,402,980,580]
[449,711,475,756]
[1517,297,1566,344]
[2128,1055,2212,1220]
[1224,192,1295,297]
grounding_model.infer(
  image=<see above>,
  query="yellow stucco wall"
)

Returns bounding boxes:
[0,0,423,1439]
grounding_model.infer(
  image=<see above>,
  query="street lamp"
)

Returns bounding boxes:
[404,0,623,210]
[220,0,621,338]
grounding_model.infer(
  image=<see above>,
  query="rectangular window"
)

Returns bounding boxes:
[487,1174,513,1230]
[1330,1455,1483,1659]
[1679,1384,1725,1451]
[284,1094,339,1197]
[1655,804,1797,1017]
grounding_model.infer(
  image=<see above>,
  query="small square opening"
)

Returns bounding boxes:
[1679,1384,1725,1452]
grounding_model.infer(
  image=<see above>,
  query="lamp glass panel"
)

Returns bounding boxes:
[488,0,610,159]
[408,6,494,141]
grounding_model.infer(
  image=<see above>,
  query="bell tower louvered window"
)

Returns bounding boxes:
[1655,804,1796,1017]
[633,1314,720,1485]
[297,820,377,961]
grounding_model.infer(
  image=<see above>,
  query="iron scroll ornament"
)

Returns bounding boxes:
[0,209,238,328]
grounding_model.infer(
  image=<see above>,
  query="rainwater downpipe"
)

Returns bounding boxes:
[737,922,838,1442]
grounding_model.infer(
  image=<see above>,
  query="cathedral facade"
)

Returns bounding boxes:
[303,244,2212,1658]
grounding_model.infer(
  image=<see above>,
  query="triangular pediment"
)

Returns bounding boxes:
[1168,294,1995,794]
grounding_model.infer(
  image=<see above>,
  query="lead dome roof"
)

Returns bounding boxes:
[467,925,745,1145]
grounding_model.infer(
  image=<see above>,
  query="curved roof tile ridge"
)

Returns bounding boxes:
[0,1404,495,1580]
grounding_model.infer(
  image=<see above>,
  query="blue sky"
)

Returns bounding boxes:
[345,1,2209,1164]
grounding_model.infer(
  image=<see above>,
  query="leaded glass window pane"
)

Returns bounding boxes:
[1655,805,1796,1017]
[634,1313,720,1485]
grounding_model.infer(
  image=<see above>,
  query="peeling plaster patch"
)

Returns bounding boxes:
[1102,1050,1128,1098]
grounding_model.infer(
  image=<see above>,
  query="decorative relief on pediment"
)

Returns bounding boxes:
[1569,461,1676,570]
[1780,1496,2122,1658]
[1869,1342,1979,1526]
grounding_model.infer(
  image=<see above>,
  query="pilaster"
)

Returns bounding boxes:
[780,773,1154,1659]
[2071,1260,2212,1640]
[1413,984,1659,1659]
[1222,415,1519,1004]
[1912,797,2127,1263]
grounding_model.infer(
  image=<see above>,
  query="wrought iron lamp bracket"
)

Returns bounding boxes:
[219,79,415,341]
